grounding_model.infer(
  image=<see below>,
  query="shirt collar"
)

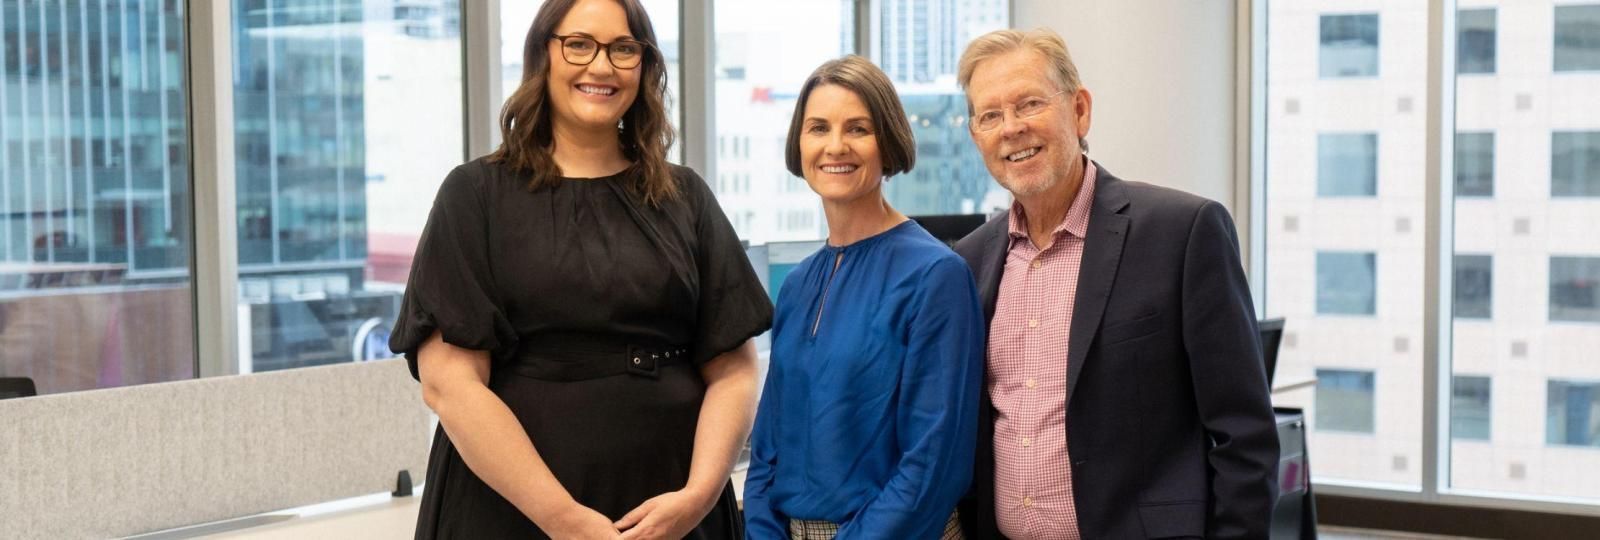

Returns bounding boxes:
[1006,158,1098,242]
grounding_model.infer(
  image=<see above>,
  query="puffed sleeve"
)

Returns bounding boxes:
[388,163,519,380]
[681,167,774,365]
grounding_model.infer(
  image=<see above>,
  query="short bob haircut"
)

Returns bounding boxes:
[785,56,915,179]
[489,0,678,205]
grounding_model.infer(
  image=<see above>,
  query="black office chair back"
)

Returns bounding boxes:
[1258,318,1286,386]
[0,377,38,400]
[910,214,987,247]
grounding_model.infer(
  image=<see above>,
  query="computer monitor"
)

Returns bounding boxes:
[910,214,987,247]
[0,377,37,400]
[1258,318,1286,386]
[763,240,825,304]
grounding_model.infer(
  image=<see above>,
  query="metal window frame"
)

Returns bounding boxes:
[1242,0,1600,517]
[189,0,239,378]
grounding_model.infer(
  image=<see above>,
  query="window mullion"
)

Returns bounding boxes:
[1422,0,1458,502]
[187,0,240,378]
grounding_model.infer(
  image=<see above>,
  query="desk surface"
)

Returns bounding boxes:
[1273,375,1317,394]
[195,497,420,539]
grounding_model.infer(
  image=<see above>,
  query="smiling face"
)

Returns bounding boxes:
[965,49,1092,199]
[797,84,886,206]
[545,0,643,137]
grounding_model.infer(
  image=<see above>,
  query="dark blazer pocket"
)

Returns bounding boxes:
[1099,312,1164,346]
[1137,501,1206,539]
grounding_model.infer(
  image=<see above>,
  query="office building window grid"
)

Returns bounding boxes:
[230,0,463,374]
[1552,131,1600,197]
[0,0,197,395]
[1452,375,1492,441]
[1548,380,1600,447]
[1317,132,1379,197]
[1453,254,1492,320]
[1455,131,1494,197]
[1316,369,1377,433]
[1458,8,1496,74]
[1316,251,1378,316]
[1270,0,1600,500]
[1555,4,1600,72]
[1550,256,1600,323]
[1320,13,1380,78]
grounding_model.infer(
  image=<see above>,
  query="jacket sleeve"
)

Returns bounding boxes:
[1180,200,1279,539]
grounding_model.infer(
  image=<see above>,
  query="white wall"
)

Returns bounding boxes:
[1014,0,1240,212]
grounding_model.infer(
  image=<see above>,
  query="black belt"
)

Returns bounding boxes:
[509,338,690,382]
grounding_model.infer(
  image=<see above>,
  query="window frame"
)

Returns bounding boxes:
[1245,0,1600,516]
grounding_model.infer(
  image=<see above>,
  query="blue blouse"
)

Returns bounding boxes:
[743,221,984,539]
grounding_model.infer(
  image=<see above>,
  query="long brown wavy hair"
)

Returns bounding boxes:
[488,0,678,205]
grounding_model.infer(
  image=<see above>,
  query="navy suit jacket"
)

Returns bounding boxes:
[954,163,1278,539]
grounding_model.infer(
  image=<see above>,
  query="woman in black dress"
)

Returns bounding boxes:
[389,0,772,538]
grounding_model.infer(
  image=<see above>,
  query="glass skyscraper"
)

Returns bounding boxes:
[0,1,461,392]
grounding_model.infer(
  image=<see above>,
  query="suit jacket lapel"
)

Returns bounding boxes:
[1066,165,1131,408]
[974,217,1010,323]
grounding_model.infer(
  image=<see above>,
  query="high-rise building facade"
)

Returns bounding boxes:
[0,1,463,392]
[709,0,1010,247]
[1266,0,1600,500]
[231,0,461,373]
[1,1,196,394]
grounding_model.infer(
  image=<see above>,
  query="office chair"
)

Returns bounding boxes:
[0,377,38,400]
[1259,317,1286,386]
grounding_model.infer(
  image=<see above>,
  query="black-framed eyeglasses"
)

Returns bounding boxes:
[550,34,650,69]
[970,89,1068,132]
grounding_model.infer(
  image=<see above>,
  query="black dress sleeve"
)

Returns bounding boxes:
[681,167,774,366]
[389,162,519,380]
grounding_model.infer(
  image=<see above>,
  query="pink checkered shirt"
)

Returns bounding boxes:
[988,161,1097,540]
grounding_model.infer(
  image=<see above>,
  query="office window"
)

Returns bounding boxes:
[1547,380,1600,447]
[1550,256,1600,323]
[1454,254,1491,320]
[1317,251,1377,315]
[1316,369,1376,433]
[1320,13,1379,78]
[1318,133,1378,197]
[1266,1,1424,488]
[873,0,1009,216]
[713,0,846,244]
[1553,131,1600,197]
[1452,376,1491,441]
[1455,132,1493,197]
[231,0,462,373]
[1457,9,1495,74]
[0,0,196,395]
[1449,0,1600,500]
[1555,4,1600,72]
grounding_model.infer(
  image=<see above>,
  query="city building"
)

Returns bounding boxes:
[1266,0,1600,499]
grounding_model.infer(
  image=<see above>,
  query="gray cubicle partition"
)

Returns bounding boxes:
[0,359,432,538]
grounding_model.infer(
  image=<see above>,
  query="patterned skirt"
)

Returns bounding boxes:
[788,510,963,540]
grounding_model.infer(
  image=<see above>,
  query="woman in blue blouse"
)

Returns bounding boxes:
[742,55,984,540]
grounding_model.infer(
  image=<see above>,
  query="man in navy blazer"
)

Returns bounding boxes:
[951,28,1278,539]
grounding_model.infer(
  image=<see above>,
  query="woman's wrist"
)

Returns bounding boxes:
[680,479,724,510]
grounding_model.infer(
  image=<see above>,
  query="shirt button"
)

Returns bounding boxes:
[1027,319,1039,328]
[1031,260,1041,269]
[1021,437,1032,447]
[1023,496,1034,508]
[1026,378,1037,388]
